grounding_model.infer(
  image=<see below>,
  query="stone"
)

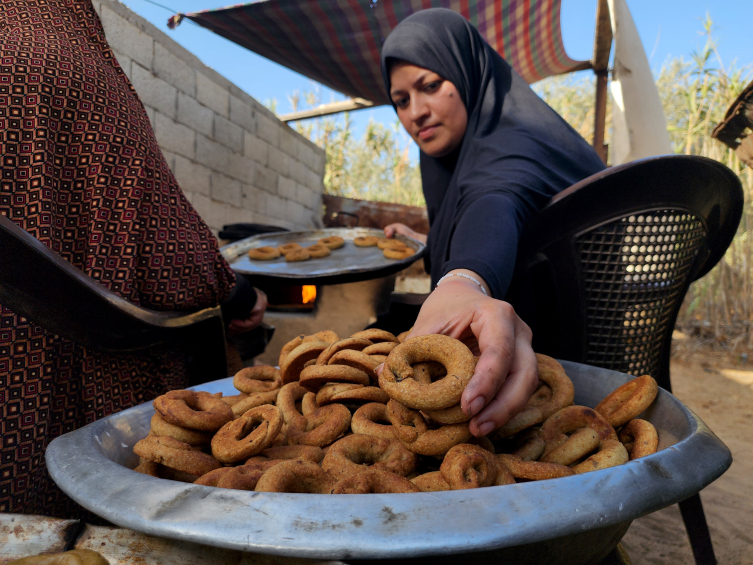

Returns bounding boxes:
[230,95,256,133]
[173,155,211,197]
[130,63,177,119]
[177,93,214,138]
[99,5,153,70]
[214,115,243,153]
[244,132,269,166]
[197,73,229,118]
[154,112,196,160]
[154,43,196,97]
[268,146,290,176]
[211,173,242,207]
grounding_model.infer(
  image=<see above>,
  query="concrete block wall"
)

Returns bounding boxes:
[92,0,326,233]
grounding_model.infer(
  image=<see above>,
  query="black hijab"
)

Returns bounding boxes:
[381,9,605,298]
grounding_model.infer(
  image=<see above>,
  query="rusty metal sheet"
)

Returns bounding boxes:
[0,514,79,563]
[221,228,424,285]
[321,194,429,233]
[74,525,342,565]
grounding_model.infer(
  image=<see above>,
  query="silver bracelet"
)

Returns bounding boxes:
[436,273,488,296]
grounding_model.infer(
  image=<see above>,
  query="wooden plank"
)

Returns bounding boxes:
[279,99,374,122]
[0,514,80,563]
[592,0,613,71]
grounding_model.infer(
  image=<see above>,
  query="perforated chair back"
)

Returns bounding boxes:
[508,155,743,391]
[0,214,228,386]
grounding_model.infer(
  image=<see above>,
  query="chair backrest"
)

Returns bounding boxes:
[507,155,743,390]
[0,214,228,384]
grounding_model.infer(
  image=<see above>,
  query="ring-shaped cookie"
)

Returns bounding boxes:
[153,390,234,432]
[278,242,303,255]
[306,244,331,258]
[412,471,450,492]
[134,435,220,476]
[317,383,390,406]
[387,400,471,457]
[384,247,414,260]
[316,338,373,365]
[285,249,311,262]
[318,236,345,249]
[541,427,600,465]
[322,434,417,480]
[497,454,574,481]
[379,335,476,411]
[351,402,395,440]
[572,439,629,474]
[423,403,472,424]
[255,459,337,493]
[233,365,281,394]
[303,330,341,344]
[248,246,281,260]
[440,443,515,489]
[150,413,212,446]
[299,364,371,391]
[231,389,280,417]
[595,375,659,428]
[540,405,618,444]
[618,418,659,460]
[350,329,399,343]
[362,342,398,356]
[211,405,283,464]
[331,470,421,494]
[328,349,380,380]
[261,445,324,463]
[287,404,352,447]
[376,238,407,250]
[276,382,310,424]
[280,340,331,384]
[354,236,379,247]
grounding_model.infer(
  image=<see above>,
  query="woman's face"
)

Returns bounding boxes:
[389,61,468,157]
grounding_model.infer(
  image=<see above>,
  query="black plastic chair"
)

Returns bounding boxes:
[0,214,228,387]
[508,154,744,565]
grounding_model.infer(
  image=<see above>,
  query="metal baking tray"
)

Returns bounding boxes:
[46,362,731,564]
[220,228,425,285]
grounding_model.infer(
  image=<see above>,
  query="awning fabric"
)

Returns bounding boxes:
[175,0,589,105]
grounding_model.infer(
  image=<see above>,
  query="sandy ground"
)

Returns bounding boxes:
[620,352,753,564]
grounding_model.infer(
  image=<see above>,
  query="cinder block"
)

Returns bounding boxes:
[230,95,256,133]
[160,149,177,172]
[215,115,243,153]
[211,173,242,207]
[197,73,229,118]
[154,43,196,97]
[278,176,297,201]
[191,193,227,232]
[177,93,213,138]
[253,164,278,194]
[297,184,321,210]
[265,193,288,220]
[296,142,316,171]
[268,146,290,177]
[279,128,299,159]
[313,151,327,175]
[225,205,255,225]
[99,5,153,70]
[173,155,211,197]
[241,184,258,211]
[111,49,132,81]
[196,134,230,172]
[286,200,307,225]
[130,63,177,119]
[289,159,308,185]
[256,113,279,147]
[244,132,269,167]
[143,105,156,128]
[154,112,196,160]
[225,153,255,184]
[306,168,324,192]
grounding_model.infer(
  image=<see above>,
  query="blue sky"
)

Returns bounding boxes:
[120,0,753,146]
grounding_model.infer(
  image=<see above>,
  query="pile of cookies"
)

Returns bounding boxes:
[248,236,344,262]
[354,235,415,260]
[132,329,660,493]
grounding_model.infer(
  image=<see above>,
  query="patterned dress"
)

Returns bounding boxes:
[0,1,236,517]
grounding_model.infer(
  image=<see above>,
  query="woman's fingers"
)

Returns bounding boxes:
[469,327,538,435]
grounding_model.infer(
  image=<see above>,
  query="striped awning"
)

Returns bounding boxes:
[173,0,589,105]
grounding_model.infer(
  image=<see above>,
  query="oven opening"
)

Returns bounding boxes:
[264,284,318,313]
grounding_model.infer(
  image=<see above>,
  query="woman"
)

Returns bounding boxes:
[379,9,605,437]
[0,1,264,517]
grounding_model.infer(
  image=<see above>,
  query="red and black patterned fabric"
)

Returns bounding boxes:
[0,1,236,517]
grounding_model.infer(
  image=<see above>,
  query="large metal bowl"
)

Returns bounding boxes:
[46,362,731,564]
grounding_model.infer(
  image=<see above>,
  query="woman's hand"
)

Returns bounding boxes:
[227,288,268,335]
[384,223,427,244]
[380,270,538,436]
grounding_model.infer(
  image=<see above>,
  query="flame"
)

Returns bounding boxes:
[302,285,317,304]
